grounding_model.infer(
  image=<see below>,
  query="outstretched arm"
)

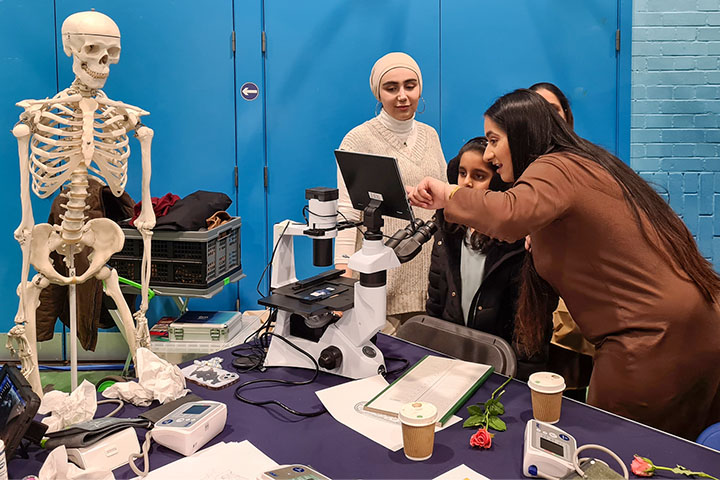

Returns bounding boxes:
[407,177,455,211]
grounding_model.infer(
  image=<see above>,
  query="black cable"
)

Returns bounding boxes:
[256,221,293,298]
[233,331,327,417]
[305,206,345,219]
[230,310,276,373]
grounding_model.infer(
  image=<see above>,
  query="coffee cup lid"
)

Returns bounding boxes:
[528,372,566,394]
[398,401,438,426]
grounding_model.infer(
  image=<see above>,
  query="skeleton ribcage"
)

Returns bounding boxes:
[29,102,130,198]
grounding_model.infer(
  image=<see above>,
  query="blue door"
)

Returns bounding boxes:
[53,1,239,315]
[262,0,441,283]
[0,1,241,340]
[0,1,59,338]
[440,0,621,157]
[262,1,625,284]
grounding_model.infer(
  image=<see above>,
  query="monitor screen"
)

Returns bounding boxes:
[0,364,39,460]
[540,437,565,457]
[183,404,211,415]
[334,150,414,221]
[0,375,26,430]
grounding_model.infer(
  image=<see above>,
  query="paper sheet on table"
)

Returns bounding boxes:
[433,464,491,480]
[316,375,461,452]
[134,440,278,480]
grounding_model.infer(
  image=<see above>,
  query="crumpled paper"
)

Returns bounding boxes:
[39,380,97,433]
[102,347,189,406]
[39,445,114,480]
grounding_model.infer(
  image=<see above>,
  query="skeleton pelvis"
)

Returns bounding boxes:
[29,219,124,285]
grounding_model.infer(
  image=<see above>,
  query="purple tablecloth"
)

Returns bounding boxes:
[10,334,719,479]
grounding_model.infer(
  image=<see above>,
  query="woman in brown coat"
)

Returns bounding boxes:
[408,89,720,440]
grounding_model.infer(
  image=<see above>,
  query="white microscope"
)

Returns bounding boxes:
[260,151,436,379]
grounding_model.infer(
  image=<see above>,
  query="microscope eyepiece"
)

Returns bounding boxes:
[389,218,438,264]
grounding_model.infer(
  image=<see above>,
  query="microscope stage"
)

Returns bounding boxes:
[259,275,356,315]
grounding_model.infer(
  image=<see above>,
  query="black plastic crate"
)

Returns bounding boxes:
[109,217,242,290]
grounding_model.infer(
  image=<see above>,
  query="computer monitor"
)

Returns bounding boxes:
[334,150,414,221]
[0,364,41,460]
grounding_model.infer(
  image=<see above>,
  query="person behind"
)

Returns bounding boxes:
[426,137,549,380]
[335,52,446,333]
[529,82,574,129]
[529,82,594,401]
[407,89,720,440]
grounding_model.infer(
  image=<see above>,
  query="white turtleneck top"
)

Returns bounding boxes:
[376,109,418,149]
[335,112,446,316]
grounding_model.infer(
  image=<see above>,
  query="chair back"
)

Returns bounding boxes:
[696,422,720,451]
[395,315,517,376]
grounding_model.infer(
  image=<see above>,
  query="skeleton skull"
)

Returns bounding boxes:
[61,11,121,90]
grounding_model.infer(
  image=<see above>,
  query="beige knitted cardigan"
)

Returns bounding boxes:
[335,116,446,316]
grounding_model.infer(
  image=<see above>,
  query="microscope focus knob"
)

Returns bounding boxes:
[318,346,343,370]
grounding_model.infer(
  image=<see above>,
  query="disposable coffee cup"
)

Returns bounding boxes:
[398,401,438,461]
[528,372,566,424]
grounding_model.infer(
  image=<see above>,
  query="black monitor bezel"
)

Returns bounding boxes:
[334,150,415,222]
[0,364,41,460]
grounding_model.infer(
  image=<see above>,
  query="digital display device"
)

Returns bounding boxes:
[183,404,211,415]
[261,464,330,480]
[540,437,564,456]
[334,150,415,221]
[286,283,349,303]
[0,364,41,460]
[0,375,26,428]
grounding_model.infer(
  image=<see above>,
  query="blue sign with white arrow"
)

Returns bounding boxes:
[240,82,259,101]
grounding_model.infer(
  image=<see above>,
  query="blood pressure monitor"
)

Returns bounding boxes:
[152,400,227,456]
[523,420,577,478]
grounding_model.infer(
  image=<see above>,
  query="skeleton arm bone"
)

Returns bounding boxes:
[13,123,34,244]
[133,125,155,318]
[12,123,36,327]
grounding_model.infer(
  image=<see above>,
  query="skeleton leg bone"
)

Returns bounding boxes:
[97,266,140,358]
[7,275,50,398]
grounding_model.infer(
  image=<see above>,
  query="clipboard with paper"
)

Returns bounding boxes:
[363,355,494,426]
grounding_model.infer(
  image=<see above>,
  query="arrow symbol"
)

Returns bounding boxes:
[242,86,258,96]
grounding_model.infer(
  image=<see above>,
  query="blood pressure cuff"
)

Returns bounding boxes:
[561,459,625,480]
[43,417,151,450]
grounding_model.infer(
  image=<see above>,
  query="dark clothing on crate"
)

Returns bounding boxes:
[129,192,180,227]
[426,209,551,380]
[36,178,136,351]
[152,191,232,231]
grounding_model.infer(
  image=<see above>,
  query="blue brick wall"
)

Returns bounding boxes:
[632,1,720,266]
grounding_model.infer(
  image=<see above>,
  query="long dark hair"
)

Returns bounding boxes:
[529,82,575,129]
[446,137,511,252]
[486,89,720,354]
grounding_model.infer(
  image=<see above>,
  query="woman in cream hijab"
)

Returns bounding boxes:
[335,52,447,333]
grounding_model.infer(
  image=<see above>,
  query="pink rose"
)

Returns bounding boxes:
[470,428,492,449]
[631,455,655,477]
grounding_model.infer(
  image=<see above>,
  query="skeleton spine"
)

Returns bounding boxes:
[60,168,89,243]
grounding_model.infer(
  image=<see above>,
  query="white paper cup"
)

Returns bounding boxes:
[528,372,566,424]
[398,402,438,461]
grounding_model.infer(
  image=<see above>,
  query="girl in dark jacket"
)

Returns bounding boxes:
[426,137,551,379]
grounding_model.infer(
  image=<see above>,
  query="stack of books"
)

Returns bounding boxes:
[149,316,176,342]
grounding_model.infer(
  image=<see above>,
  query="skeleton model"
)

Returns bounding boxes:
[7,11,155,397]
